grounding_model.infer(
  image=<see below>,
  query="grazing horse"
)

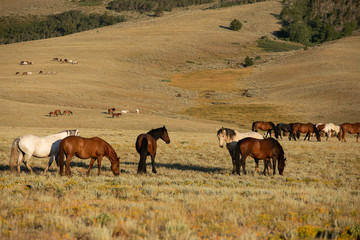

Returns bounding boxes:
[63,110,73,115]
[136,126,170,174]
[276,123,293,139]
[112,113,121,118]
[235,137,286,175]
[252,121,279,139]
[290,123,321,141]
[217,127,263,174]
[108,108,115,114]
[9,129,79,174]
[317,123,340,141]
[49,111,58,117]
[58,136,120,176]
[337,123,360,142]
[54,110,61,115]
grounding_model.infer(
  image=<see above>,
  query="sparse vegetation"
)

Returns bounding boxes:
[0,11,126,44]
[244,55,254,66]
[230,19,242,31]
[257,36,303,52]
[279,0,360,45]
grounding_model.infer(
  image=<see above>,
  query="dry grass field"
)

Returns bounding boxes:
[0,0,359,239]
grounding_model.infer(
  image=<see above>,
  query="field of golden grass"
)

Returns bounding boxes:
[0,0,359,239]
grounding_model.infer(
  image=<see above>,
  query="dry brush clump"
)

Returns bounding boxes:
[0,128,359,239]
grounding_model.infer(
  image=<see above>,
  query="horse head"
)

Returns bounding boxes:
[278,157,286,175]
[111,157,120,176]
[160,126,170,144]
[217,127,226,148]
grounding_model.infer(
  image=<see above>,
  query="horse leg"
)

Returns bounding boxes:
[97,157,103,175]
[44,155,55,174]
[16,151,24,175]
[65,155,73,176]
[254,158,259,174]
[304,133,308,141]
[150,153,157,174]
[231,156,236,174]
[23,153,34,174]
[272,157,277,175]
[87,157,96,176]
[343,132,346,142]
[241,156,247,175]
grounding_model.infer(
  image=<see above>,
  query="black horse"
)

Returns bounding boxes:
[135,126,170,174]
[276,123,293,139]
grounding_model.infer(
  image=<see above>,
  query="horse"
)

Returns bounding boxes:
[290,123,321,141]
[337,123,360,142]
[276,123,293,139]
[58,136,120,176]
[108,108,115,114]
[49,111,58,117]
[54,110,61,115]
[217,127,263,174]
[112,113,121,118]
[9,129,79,174]
[23,72,32,75]
[136,126,170,174]
[317,123,340,141]
[63,110,73,115]
[234,137,286,176]
[120,110,129,114]
[252,121,279,139]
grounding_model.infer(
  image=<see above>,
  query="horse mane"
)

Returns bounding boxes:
[103,140,119,162]
[147,127,166,139]
[218,128,236,139]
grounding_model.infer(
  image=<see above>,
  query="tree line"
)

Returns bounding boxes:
[0,10,126,44]
[279,0,360,45]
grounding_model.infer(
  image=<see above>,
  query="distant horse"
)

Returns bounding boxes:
[337,123,360,142]
[217,127,263,174]
[58,136,120,176]
[136,126,170,174]
[234,137,286,175]
[20,61,32,65]
[49,111,58,117]
[112,113,121,118]
[54,110,61,115]
[63,110,73,115]
[9,129,79,174]
[108,108,115,114]
[120,110,129,114]
[276,123,293,139]
[23,72,32,75]
[252,121,279,139]
[317,123,339,141]
[290,123,321,141]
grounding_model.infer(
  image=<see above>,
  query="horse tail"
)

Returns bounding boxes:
[9,138,20,172]
[270,122,279,138]
[251,122,256,132]
[58,139,65,175]
[137,137,148,173]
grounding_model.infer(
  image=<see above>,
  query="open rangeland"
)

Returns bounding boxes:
[0,0,359,239]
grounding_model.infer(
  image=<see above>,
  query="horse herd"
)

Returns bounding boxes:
[49,109,73,117]
[8,121,359,177]
[252,121,360,142]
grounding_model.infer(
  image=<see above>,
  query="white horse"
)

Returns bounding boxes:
[9,129,79,174]
[217,127,263,174]
[316,123,340,140]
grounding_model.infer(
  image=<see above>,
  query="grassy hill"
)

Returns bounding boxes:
[0,0,359,239]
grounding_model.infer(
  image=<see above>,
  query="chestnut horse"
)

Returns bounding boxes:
[136,126,170,174]
[63,110,73,115]
[337,123,360,142]
[54,110,61,115]
[58,136,120,176]
[234,137,286,175]
[290,123,321,141]
[252,121,279,139]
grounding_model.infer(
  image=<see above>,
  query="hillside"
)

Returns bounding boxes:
[0,0,359,131]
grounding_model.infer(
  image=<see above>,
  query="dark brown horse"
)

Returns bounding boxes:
[276,123,293,139]
[337,123,360,142]
[136,126,170,174]
[54,109,61,115]
[49,111,57,117]
[112,112,121,118]
[108,108,115,114]
[252,121,279,139]
[58,136,120,176]
[234,137,286,175]
[290,123,321,141]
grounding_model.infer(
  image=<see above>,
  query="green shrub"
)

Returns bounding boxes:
[244,56,254,67]
[230,19,242,31]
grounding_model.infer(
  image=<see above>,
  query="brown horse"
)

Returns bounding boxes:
[136,126,170,174]
[108,108,115,114]
[252,121,279,139]
[337,123,360,142]
[54,109,61,115]
[290,123,321,141]
[58,136,120,176]
[49,111,57,117]
[112,112,121,118]
[234,137,286,175]
[63,110,73,115]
